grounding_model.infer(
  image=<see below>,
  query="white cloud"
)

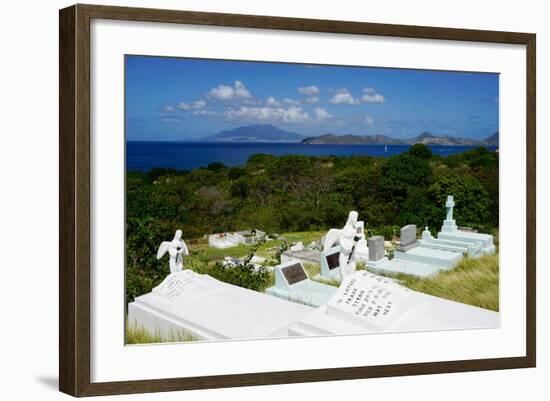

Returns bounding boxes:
[305,96,319,104]
[234,80,252,99]
[265,96,281,106]
[314,107,332,121]
[163,104,175,112]
[298,85,320,95]
[193,109,217,116]
[362,87,376,95]
[365,115,375,125]
[329,87,385,104]
[225,105,310,123]
[361,87,385,103]
[210,80,252,100]
[330,90,360,105]
[177,99,207,110]
[161,117,181,123]
[282,98,300,106]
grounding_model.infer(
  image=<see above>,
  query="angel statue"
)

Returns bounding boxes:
[157,229,189,273]
[323,211,361,279]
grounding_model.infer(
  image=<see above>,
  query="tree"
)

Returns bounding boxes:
[429,170,492,228]
[408,143,433,159]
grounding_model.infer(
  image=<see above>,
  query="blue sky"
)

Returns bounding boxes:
[126,55,499,141]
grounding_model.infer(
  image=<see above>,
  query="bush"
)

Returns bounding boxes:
[207,263,271,292]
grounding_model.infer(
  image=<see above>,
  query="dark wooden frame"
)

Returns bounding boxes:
[59,3,536,397]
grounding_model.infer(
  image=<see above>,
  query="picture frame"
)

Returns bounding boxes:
[59,3,536,397]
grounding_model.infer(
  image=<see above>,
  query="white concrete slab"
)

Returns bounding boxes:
[367,259,442,277]
[128,270,313,341]
[394,246,462,268]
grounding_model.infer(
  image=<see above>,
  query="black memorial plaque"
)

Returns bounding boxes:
[282,263,308,285]
[326,251,340,270]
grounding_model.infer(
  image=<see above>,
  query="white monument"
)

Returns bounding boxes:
[441,195,458,232]
[323,211,366,280]
[157,230,189,273]
[437,195,496,254]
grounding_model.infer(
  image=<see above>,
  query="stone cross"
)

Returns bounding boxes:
[157,229,189,273]
[446,195,455,221]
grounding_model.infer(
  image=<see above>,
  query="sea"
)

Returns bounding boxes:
[126,141,498,172]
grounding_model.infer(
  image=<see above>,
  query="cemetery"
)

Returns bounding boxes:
[127,195,499,342]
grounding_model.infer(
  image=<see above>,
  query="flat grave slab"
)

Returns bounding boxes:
[281,248,322,265]
[393,245,462,268]
[367,258,442,277]
[128,270,313,341]
[266,261,338,307]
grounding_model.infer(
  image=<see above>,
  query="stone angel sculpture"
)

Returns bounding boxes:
[157,229,189,273]
[323,211,361,279]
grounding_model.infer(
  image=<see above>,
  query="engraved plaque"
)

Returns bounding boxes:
[282,263,308,285]
[326,273,410,331]
[326,251,340,270]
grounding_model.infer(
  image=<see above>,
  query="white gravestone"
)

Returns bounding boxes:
[397,224,419,252]
[366,235,387,268]
[266,261,337,307]
[319,246,342,280]
[156,230,189,273]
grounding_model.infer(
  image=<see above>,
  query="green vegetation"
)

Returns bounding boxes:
[126,324,198,344]
[126,145,499,304]
[372,253,500,311]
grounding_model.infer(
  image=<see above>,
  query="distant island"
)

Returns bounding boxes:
[205,124,305,143]
[301,131,499,146]
[204,124,498,146]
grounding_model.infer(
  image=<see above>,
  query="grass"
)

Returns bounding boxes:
[372,253,499,311]
[126,323,198,344]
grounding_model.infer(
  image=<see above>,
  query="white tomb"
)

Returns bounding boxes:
[437,195,496,254]
[128,270,313,341]
[208,229,266,249]
[366,234,447,277]
[419,226,482,256]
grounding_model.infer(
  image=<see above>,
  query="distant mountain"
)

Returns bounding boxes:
[206,124,305,143]
[301,134,405,145]
[405,132,484,146]
[484,132,499,146]
[301,131,497,146]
